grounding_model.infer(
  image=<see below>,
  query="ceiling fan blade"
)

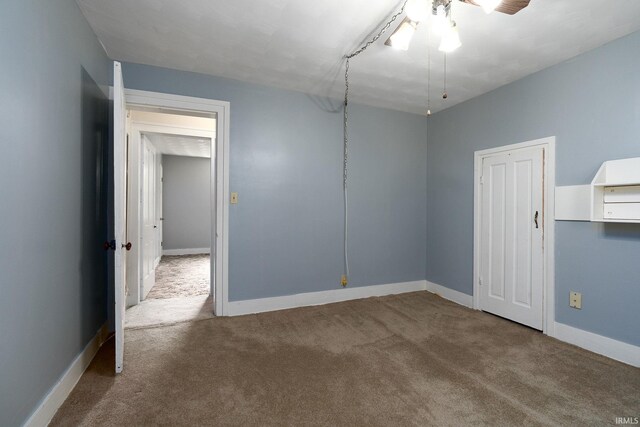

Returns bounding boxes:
[461,0,531,15]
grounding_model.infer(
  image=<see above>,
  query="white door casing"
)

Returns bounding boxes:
[113,61,127,373]
[473,137,556,336]
[141,136,156,298]
[479,146,544,330]
[124,89,230,317]
[157,160,163,265]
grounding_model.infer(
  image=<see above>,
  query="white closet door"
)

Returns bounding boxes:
[479,146,544,330]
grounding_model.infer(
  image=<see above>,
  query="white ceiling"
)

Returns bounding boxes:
[145,133,212,158]
[77,0,640,114]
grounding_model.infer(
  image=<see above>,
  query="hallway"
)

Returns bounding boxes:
[147,254,211,300]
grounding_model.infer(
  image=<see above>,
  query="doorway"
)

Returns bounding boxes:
[112,62,230,372]
[124,109,216,328]
[146,149,212,301]
[473,137,556,334]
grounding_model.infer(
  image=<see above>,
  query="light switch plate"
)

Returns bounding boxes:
[231,192,238,204]
[569,291,582,309]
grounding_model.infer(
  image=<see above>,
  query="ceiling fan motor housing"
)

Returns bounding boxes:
[433,0,453,15]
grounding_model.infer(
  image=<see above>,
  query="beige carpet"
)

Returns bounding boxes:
[125,295,214,330]
[51,292,639,426]
[146,254,210,300]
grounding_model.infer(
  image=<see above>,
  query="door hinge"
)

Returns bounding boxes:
[480,175,484,185]
[479,277,483,286]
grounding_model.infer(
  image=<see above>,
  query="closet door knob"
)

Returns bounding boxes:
[122,242,132,251]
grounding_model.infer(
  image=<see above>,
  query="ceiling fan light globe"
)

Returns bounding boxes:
[438,24,462,52]
[406,0,430,23]
[389,21,417,51]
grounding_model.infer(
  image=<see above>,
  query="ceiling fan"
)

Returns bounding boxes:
[385,0,531,52]
[460,0,531,15]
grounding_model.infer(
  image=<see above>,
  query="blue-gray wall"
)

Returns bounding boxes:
[162,155,212,250]
[3,4,636,424]
[0,1,111,425]
[121,62,428,301]
[427,31,640,346]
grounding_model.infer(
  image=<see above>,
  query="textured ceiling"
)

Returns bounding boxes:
[146,133,212,158]
[77,0,640,114]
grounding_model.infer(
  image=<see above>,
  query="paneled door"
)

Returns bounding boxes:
[479,146,544,330]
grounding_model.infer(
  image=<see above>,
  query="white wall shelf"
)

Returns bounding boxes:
[555,185,591,221]
[591,157,640,223]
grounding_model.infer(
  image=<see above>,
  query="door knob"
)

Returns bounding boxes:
[103,240,116,251]
[122,242,132,251]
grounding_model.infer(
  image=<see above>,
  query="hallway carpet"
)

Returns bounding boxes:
[125,295,214,330]
[146,254,210,299]
[51,292,639,426]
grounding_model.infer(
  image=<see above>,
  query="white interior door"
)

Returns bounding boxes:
[479,146,544,330]
[141,136,156,298]
[113,61,127,373]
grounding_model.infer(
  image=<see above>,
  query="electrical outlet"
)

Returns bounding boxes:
[231,192,238,204]
[341,275,348,287]
[569,291,582,309]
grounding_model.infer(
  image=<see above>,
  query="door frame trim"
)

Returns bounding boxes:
[473,136,556,336]
[125,89,230,316]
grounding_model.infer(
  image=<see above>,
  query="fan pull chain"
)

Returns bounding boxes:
[427,27,432,116]
[443,52,448,99]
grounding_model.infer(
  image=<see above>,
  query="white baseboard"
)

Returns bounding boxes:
[554,322,639,368]
[227,280,428,316]
[162,248,210,256]
[425,280,473,308]
[24,323,109,427]
[424,280,639,367]
[230,276,639,367]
